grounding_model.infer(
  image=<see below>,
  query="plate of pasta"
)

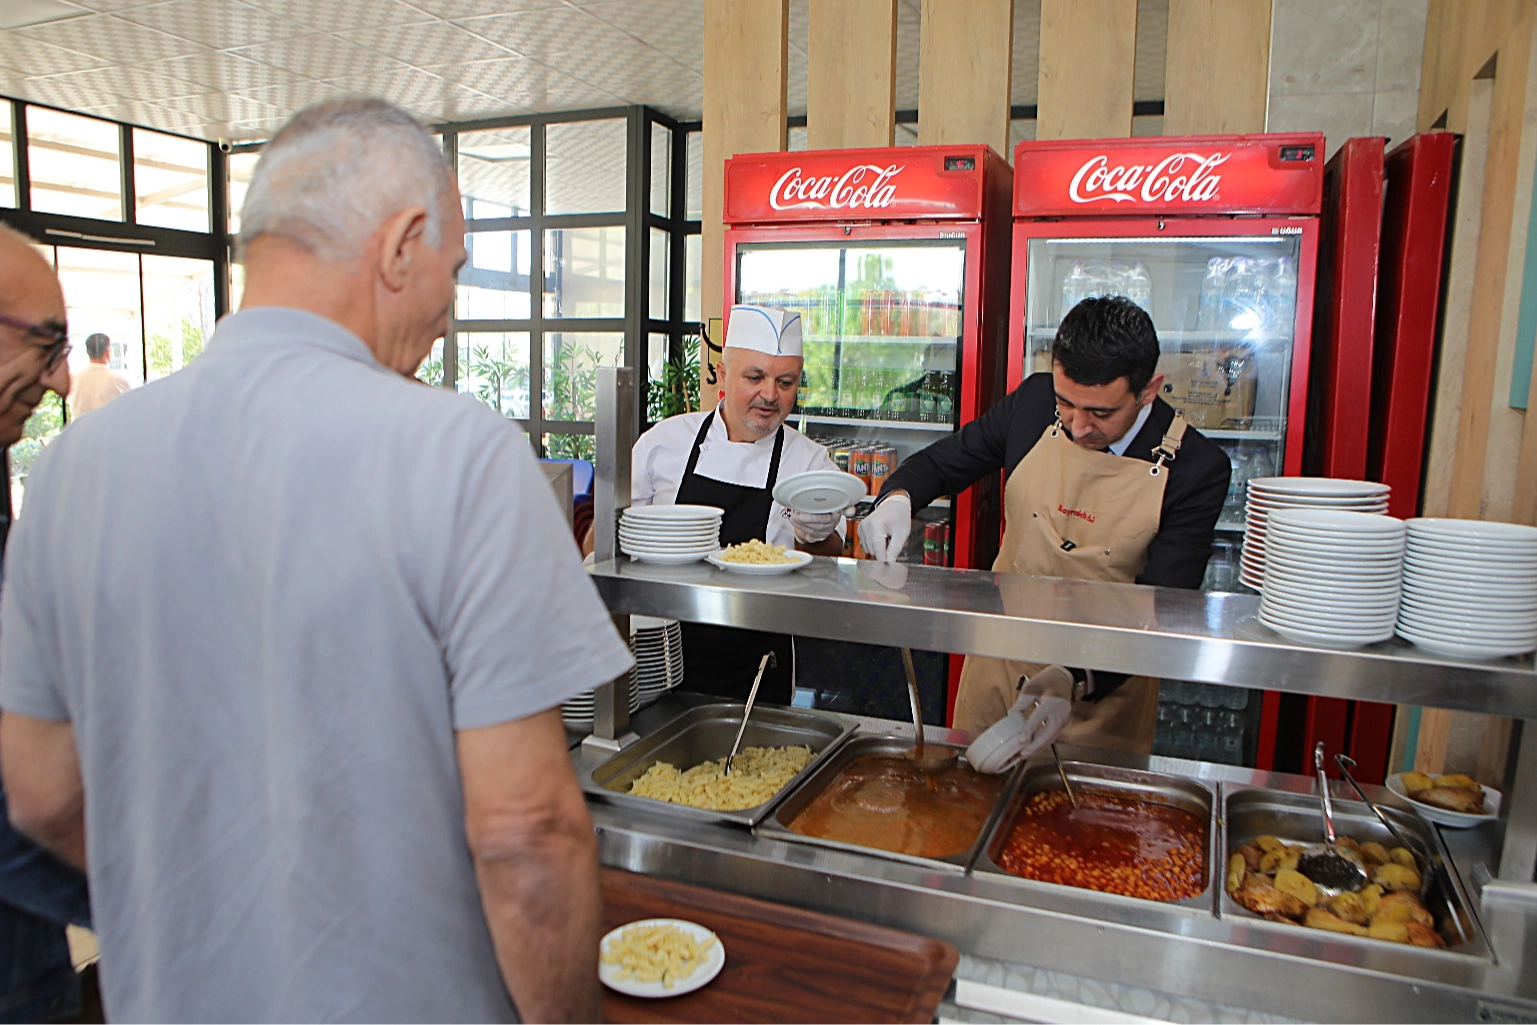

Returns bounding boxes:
[706,540,814,575]
[599,918,725,998]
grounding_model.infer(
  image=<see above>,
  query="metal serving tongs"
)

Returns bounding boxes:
[902,647,958,773]
[1297,742,1369,895]
[1334,753,1434,868]
[723,651,776,776]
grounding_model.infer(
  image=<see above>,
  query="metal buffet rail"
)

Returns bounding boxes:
[581,369,1537,1022]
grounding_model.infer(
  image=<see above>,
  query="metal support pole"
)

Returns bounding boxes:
[1499,719,1537,882]
[584,366,638,752]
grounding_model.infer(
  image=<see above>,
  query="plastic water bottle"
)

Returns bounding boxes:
[1125,261,1153,313]
[1196,257,1229,331]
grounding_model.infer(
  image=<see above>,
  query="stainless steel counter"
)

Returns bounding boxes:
[578,701,1537,1023]
[590,557,1537,717]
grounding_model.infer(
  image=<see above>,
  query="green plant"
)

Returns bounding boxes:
[416,353,444,388]
[646,334,700,423]
[147,315,206,379]
[467,343,528,416]
[544,340,603,421]
[544,433,595,460]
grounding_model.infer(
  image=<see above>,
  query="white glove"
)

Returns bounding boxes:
[790,508,841,544]
[966,666,1076,775]
[858,492,911,563]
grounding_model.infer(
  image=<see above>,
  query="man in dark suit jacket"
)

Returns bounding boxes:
[861,296,1231,746]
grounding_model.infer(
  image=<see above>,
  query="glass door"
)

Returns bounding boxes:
[737,239,967,563]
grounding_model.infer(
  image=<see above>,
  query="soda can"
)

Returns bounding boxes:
[832,445,852,474]
[923,521,944,566]
[850,445,874,492]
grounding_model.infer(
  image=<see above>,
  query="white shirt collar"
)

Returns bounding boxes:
[1108,402,1155,457]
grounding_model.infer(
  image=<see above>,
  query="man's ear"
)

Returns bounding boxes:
[1141,371,1166,407]
[378,205,429,292]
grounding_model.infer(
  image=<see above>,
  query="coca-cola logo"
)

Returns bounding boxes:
[1067,152,1231,205]
[769,163,904,211]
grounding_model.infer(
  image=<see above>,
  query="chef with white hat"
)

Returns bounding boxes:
[629,304,845,702]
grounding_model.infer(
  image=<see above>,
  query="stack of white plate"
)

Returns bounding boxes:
[631,614,684,705]
[1258,508,1405,649]
[1242,478,1391,590]
[1398,519,1537,659]
[561,666,639,729]
[618,505,723,565]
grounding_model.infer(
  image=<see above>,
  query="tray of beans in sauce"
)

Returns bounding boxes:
[972,761,1217,911]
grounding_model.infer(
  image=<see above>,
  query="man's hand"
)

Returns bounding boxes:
[858,492,911,563]
[457,709,601,1023]
[0,712,85,870]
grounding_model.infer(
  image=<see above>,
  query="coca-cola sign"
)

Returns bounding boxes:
[725,146,996,222]
[1014,134,1323,218]
[769,163,903,211]
[1067,152,1230,205]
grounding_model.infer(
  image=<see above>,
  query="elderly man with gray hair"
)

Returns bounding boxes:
[0,98,631,1022]
[66,332,131,418]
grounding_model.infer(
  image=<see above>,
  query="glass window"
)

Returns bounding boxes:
[456,331,531,418]
[141,255,215,383]
[227,151,260,237]
[458,126,532,216]
[55,247,145,387]
[0,104,15,208]
[543,226,625,318]
[133,128,208,232]
[650,122,670,217]
[28,107,123,221]
[458,230,533,320]
[543,331,624,421]
[542,433,595,461]
[545,119,625,215]
[686,131,702,221]
[649,227,668,321]
[9,393,63,517]
[416,338,444,388]
[229,262,246,313]
[684,234,701,323]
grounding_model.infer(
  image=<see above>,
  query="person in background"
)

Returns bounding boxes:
[0,98,632,1023]
[66,333,131,419]
[0,223,88,1024]
[627,304,844,703]
[860,297,1230,751]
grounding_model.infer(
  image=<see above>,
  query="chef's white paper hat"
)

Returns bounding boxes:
[725,304,803,357]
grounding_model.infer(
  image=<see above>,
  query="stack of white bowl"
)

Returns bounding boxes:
[1398,519,1537,659]
[631,615,684,705]
[561,666,639,730]
[618,504,722,564]
[1241,477,1391,590]
[1258,509,1405,649]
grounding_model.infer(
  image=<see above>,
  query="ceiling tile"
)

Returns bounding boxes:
[435,89,533,122]
[895,10,919,109]
[580,0,704,73]
[788,0,808,54]
[238,79,357,112]
[427,57,624,112]
[118,0,308,50]
[16,13,206,62]
[24,63,212,104]
[138,51,301,92]
[413,0,566,18]
[1012,0,1040,106]
[153,90,282,123]
[1133,0,1166,102]
[242,0,434,34]
[320,67,469,115]
[60,0,165,10]
[228,34,410,80]
[454,7,641,60]
[787,37,806,114]
[337,21,517,66]
[0,35,109,77]
[557,44,702,113]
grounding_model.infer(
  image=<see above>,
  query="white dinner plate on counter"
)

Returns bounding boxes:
[705,549,814,575]
[599,918,725,998]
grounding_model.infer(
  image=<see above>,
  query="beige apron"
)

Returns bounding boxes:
[953,413,1189,754]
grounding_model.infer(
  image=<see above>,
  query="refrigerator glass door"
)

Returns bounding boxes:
[1025,234,1303,587]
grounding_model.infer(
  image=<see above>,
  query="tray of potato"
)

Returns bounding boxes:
[1222,786,1490,961]
[1386,770,1501,828]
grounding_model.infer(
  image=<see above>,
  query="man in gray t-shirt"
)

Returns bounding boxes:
[0,99,633,1023]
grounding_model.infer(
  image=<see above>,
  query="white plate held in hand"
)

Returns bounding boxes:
[772,470,868,513]
[599,918,725,998]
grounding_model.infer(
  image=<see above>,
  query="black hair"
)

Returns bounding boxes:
[85,332,111,360]
[1051,296,1160,396]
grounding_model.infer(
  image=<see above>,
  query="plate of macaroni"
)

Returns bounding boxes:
[599,918,725,998]
[706,540,814,575]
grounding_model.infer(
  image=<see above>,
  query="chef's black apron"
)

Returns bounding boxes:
[674,411,794,704]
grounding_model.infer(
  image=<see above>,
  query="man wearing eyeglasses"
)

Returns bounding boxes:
[0,222,85,1023]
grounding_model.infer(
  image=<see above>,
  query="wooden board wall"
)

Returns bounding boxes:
[1162,0,1272,135]
[808,0,897,150]
[701,0,788,397]
[1036,0,1137,140]
[916,0,1013,154]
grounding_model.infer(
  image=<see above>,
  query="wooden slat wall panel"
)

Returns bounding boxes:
[1162,0,1271,136]
[916,0,1013,154]
[701,0,788,394]
[1036,0,1137,140]
[808,0,898,150]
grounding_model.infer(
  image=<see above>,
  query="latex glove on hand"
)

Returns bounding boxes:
[965,665,1076,775]
[790,508,841,544]
[857,492,911,563]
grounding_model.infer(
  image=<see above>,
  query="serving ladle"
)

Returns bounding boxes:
[902,647,958,773]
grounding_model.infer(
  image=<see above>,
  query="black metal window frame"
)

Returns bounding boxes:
[0,95,228,393]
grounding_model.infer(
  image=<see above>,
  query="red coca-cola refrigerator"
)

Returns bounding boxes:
[722,145,1014,571]
[1007,134,1325,762]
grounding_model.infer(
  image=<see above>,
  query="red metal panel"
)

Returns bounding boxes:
[1304,137,1385,481]
[1368,133,1458,519]
[1012,134,1325,218]
[724,146,999,224]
